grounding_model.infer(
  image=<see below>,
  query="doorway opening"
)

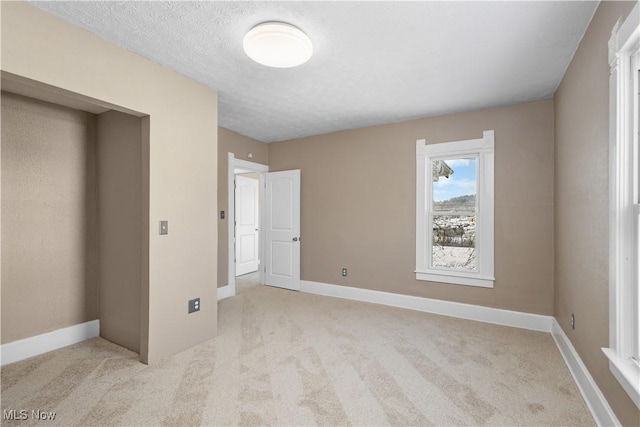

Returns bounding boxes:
[227,154,268,297]
[234,172,261,277]
[226,154,301,298]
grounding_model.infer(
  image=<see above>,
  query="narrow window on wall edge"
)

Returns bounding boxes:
[603,2,640,409]
[415,130,495,288]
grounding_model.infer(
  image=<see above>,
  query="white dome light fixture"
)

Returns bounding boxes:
[243,22,313,68]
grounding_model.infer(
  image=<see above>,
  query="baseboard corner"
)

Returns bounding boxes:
[551,319,620,427]
[217,284,233,301]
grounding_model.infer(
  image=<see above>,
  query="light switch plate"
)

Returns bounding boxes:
[159,220,168,235]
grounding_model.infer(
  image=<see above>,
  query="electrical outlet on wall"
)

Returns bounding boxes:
[571,313,575,330]
[341,268,347,277]
[189,298,200,314]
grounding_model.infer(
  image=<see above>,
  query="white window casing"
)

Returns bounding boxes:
[416,130,495,288]
[604,1,640,409]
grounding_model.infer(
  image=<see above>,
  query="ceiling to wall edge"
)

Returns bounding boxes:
[3,68,557,147]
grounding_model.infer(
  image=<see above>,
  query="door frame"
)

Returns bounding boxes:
[227,153,268,297]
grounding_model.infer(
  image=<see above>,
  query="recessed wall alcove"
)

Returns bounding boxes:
[1,72,150,360]
[2,2,219,365]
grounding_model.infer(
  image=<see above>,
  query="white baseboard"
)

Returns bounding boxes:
[300,280,617,425]
[1,320,100,366]
[0,284,618,427]
[300,280,553,332]
[551,320,620,427]
[218,285,233,301]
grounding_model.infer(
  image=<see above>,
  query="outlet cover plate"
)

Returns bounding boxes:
[188,298,200,314]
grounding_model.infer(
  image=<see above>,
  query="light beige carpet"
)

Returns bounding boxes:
[1,274,593,426]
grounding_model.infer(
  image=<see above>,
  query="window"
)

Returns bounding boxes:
[604,2,640,409]
[415,131,494,288]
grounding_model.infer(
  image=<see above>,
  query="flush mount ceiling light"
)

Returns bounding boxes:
[243,22,313,68]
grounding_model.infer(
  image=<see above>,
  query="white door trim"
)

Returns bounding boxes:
[227,153,268,298]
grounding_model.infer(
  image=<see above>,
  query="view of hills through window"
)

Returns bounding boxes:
[431,158,477,271]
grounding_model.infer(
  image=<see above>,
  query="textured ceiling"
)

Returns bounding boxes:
[30,1,598,143]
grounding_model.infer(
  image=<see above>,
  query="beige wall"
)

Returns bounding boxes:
[217,127,267,287]
[1,2,218,363]
[554,1,638,425]
[1,92,99,343]
[269,99,555,315]
[96,111,143,353]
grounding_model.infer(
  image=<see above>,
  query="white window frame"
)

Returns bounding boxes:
[416,130,494,288]
[603,2,640,409]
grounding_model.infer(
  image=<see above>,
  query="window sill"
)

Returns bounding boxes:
[415,271,494,288]
[602,348,640,409]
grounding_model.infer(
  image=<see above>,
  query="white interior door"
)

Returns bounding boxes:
[265,170,300,291]
[235,175,260,276]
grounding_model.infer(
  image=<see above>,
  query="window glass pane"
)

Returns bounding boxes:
[632,69,640,364]
[432,215,476,271]
[636,209,640,360]
[637,68,639,202]
[432,158,477,212]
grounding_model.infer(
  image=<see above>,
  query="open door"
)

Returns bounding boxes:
[265,170,300,291]
[235,175,260,276]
